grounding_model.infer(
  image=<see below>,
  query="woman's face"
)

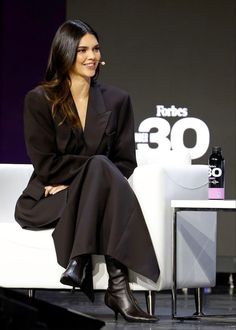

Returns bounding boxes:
[69,33,101,80]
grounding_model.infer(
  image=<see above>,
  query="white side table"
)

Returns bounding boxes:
[171,199,236,320]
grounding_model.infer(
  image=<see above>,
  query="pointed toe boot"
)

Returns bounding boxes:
[104,255,158,322]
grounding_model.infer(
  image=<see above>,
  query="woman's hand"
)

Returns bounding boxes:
[44,185,69,197]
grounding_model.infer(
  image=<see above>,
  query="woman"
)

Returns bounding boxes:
[15,19,160,322]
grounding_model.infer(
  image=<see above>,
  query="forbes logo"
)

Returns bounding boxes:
[156,105,188,117]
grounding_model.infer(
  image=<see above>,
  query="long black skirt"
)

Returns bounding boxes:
[15,155,160,283]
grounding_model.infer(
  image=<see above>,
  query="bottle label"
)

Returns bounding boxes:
[208,165,224,188]
[208,149,225,199]
[208,188,225,200]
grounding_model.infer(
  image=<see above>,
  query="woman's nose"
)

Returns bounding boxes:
[87,49,96,59]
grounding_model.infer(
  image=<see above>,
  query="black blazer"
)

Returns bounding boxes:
[23,81,137,200]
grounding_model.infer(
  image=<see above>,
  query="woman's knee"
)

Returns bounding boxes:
[89,155,122,178]
[90,155,111,168]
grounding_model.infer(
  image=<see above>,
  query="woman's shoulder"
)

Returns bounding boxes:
[24,85,51,113]
[25,85,47,100]
[24,85,52,119]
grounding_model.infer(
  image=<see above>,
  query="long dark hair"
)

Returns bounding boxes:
[42,19,100,127]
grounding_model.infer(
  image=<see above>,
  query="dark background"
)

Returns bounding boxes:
[0,0,65,163]
[0,0,235,271]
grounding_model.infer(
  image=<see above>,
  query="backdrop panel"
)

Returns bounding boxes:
[67,0,236,270]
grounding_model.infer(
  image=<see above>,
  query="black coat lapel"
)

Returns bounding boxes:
[83,83,111,155]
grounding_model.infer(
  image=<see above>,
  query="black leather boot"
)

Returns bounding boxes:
[60,254,94,302]
[104,255,158,322]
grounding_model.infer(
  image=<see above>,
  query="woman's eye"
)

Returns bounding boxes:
[77,48,86,53]
[77,47,100,53]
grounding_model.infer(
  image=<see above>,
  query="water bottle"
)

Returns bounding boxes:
[208,146,225,199]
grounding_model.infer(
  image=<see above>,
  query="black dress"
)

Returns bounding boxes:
[15,82,160,283]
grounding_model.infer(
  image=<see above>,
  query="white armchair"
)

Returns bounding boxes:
[0,151,217,317]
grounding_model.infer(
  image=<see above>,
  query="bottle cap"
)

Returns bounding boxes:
[212,146,221,153]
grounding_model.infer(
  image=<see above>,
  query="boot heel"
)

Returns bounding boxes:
[60,256,94,302]
[105,290,119,320]
[80,258,95,302]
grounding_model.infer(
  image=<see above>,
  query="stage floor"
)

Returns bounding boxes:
[33,286,236,329]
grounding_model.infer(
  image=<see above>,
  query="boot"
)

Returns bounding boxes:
[60,254,94,302]
[104,255,158,322]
